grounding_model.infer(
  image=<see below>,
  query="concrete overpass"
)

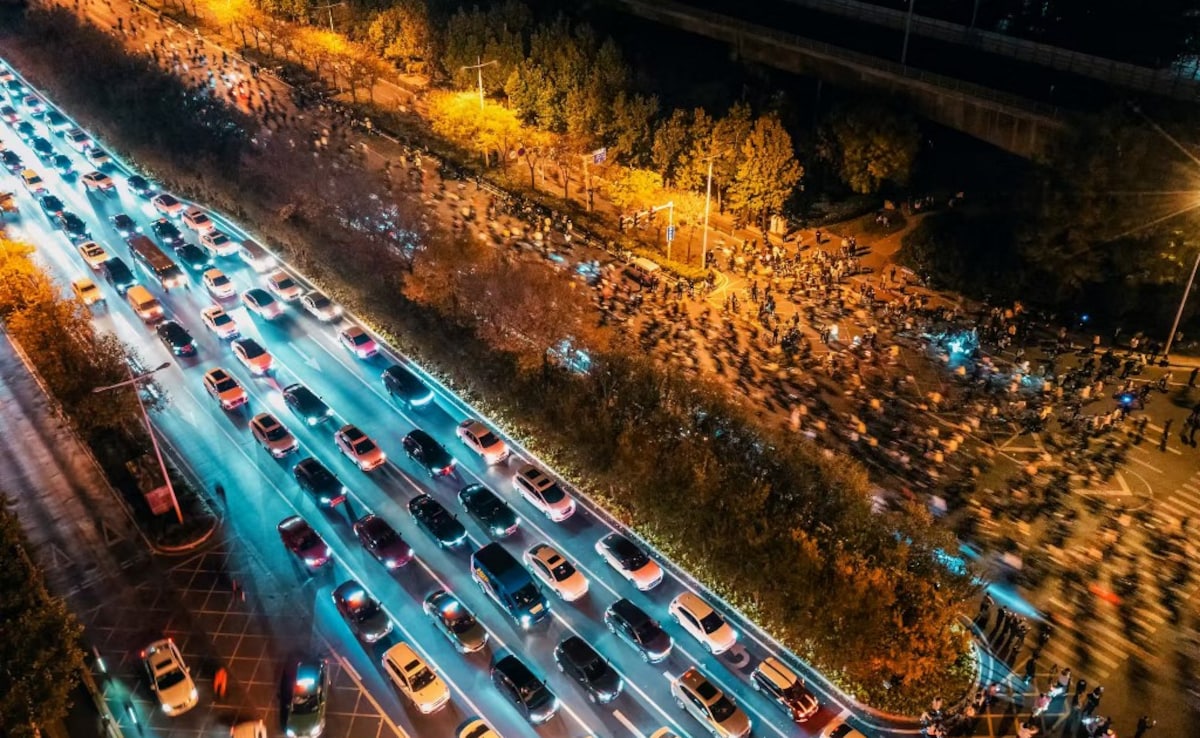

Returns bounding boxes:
[611,0,1068,159]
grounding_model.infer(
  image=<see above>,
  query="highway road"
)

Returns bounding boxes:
[0,57,885,738]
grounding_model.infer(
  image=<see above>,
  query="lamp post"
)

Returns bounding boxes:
[699,149,730,271]
[93,362,181,524]
[461,58,498,112]
[310,1,345,32]
[651,201,675,262]
[1163,246,1200,363]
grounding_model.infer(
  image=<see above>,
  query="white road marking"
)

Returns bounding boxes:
[613,709,646,738]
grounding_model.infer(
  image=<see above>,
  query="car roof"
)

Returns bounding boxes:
[755,656,799,690]
[673,591,714,617]
[609,597,650,624]
[406,428,437,445]
[558,636,599,665]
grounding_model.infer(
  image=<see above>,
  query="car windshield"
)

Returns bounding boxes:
[581,657,608,680]
[478,431,500,447]
[158,195,178,206]
[369,523,398,546]
[265,425,289,441]
[409,665,436,691]
[277,277,296,290]
[353,437,376,454]
[209,234,229,244]
[351,598,380,621]
[156,666,187,690]
[462,724,491,738]
[297,530,321,549]
[215,378,237,392]
[309,295,330,308]
[614,541,649,569]
[709,695,737,722]
[550,559,576,581]
[447,608,477,633]
[212,313,231,325]
[511,583,541,608]
[211,275,230,287]
[700,611,726,634]
[241,342,264,358]
[352,333,371,346]
[632,619,661,643]
[292,682,321,712]
[540,483,565,504]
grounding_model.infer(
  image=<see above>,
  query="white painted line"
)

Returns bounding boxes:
[332,651,408,738]
[1126,455,1163,474]
[613,709,646,738]
[1183,483,1199,493]
[663,671,676,681]
[338,655,361,682]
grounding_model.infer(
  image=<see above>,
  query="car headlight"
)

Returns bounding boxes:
[190,688,198,700]
[307,416,319,425]
[519,613,533,628]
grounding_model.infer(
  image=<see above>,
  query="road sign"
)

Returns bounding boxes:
[592,147,607,164]
[666,225,676,241]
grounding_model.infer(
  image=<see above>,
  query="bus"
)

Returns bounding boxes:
[127,235,186,290]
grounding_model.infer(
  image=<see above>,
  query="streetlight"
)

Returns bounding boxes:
[92,362,182,524]
[1162,246,1200,363]
[461,57,498,111]
[310,1,345,32]
[699,149,731,272]
[651,201,676,262]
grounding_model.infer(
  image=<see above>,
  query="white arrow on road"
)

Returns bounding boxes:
[288,341,321,372]
[1075,470,1133,496]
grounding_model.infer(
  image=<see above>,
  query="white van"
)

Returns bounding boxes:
[239,239,276,273]
[624,257,661,288]
[126,284,163,323]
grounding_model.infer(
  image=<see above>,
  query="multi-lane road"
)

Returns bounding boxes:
[0,57,894,738]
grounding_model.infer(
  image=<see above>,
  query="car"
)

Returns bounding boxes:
[71,277,103,306]
[65,127,90,152]
[458,483,518,538]
[232,337,274,375]
[456,719,500,738]
[200,229,238,257]
[77,241,110,270]
[140,639,198,716]
[3,78,24,97]
[29,136,53,161]
[353,514,413,569]
[332,580,392,643]
[174,243,212,272]
[57,211,91,242]
[553,636,622,704]
[202,268,236,299]
[102,257,137,295]
[524,543,588,602]
[277,515,331,569]
[109,212,140,237]
[181,206,214,233]
[338,325,378,359]
[127,174,154,199]
[283,383,333,426]
[334,424,386,471]
[300,290,342,321]
[0,104,17,124]
[156,320,196,357]
[20,168,45,194]
[821,715,870,738]
[604,598,673,663]
[151,217,185,247]
[293,457,346,507]
[401,429,456,477]
[408,494,467,548]
[668,592,737,655]
[81,170,114,191]
[381,643,450,714]
[38,193,64,215]
[14,121,36,141]
[203,367,248,410]
[265,270,304,301]
[21,95,45,117]
[751,657,819,723]
[45,110,70,134]
[152,192,184,218]
[242,288,283,320]
[84,147,111,168]
[250,412,299,458]
[596,533,663,591]
[50,153,74,177]
[1,149,23,172]
[513,464,575,521]
[490,654,558,725]
[423,589,487,652]
[380,363,434,409]
[455,419,509,465]
[285,660,328,738]
[200,304,239,339]
[671,667,751,738]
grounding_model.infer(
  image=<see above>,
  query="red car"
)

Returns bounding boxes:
[277,515,331,569]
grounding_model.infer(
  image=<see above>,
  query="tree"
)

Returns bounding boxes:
[728,113,803,230]
[366,1,434,72]
[253,0,311,22]
[608,92,659,168]
[604,167,663,213]
[818,101,920,195]
[651,108,692,188]
[440,1,529,95]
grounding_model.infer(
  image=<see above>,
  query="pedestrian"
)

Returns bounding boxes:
[1073,678,1087,708]
[1190,366,1199,387]
[213,665,228,699]
[1084,686,1103,715]
[1160,419,1173,451]
[1134,716,1155,738]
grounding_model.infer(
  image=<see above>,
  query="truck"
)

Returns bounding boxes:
[470,542,550,629]
[127,234,186,290]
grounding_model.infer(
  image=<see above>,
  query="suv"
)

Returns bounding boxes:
[293,457,347,508]
[402,429,456,477]
[381,363,434,409]
[458,483,518,538]
[381,642,450,714]
[203,367,247,410]
[284,383,333,425]
[671,667,752,738]
[102,257,137,295]
[751,656,819,723]
[490,654,559,725]
[513,464,575,522]
[553,636,622,704]
[249,412,299,458]
[604,598,673,663]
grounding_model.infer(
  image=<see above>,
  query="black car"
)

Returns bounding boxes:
[380,363,435,410]
[553,636,622,704]
[603,598,673,663]
[458,483,518,538]
[103,257,137,295]
[283,383,333,426]
[352,514,413,569]
[423,590,487,652]
[14,121,35,141]
[293,457,346,508]
[39,193,64,216]
[109,212,140,238]
[126,174,154,199]
[4,79,24,97]
[151,218,184,247]
[408,494,466,548]
[401,429,456,477]
[30,136,54,161]
[57,211,91,242]
[1,149,21,172]
[490,655,559,725]
[156,320,196,356]
[44,110,69,133]
[331,580,392,643]
[174,243,212,272]
[51,153,74,177]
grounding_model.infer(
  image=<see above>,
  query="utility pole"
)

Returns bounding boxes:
[461,57,498,111]
[310,2,345,32]
[652,201,676,262]
[1163,246,1200,363]
[701,156,715,270]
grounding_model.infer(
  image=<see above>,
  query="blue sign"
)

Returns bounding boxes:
[666,225,676,241]
[592,147,607,165]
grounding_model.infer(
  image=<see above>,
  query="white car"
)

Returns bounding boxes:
[335,424,386,471]
[152,192,184,218]
[381,643,450,714]
[200,229,239,257]
[84,147,111,168]
[338,325,378,359]
[203,368,247,410]
[201,305,239,339]
[596,532,663,590]
[141,639,198,716]
[202,268,236,299]
[513,463,575,521]
[181,206,215,233]
[65,128,91,152]
[668,592,737,655]
[250,412,299,458]
[300,290,342,321]
[242,288,283,320]
[81,170,114,191]
[265,270,303,301]
[232,337,274,375]
[524,543,588,601]
[456,419,509,465]
[77,241,110,270]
